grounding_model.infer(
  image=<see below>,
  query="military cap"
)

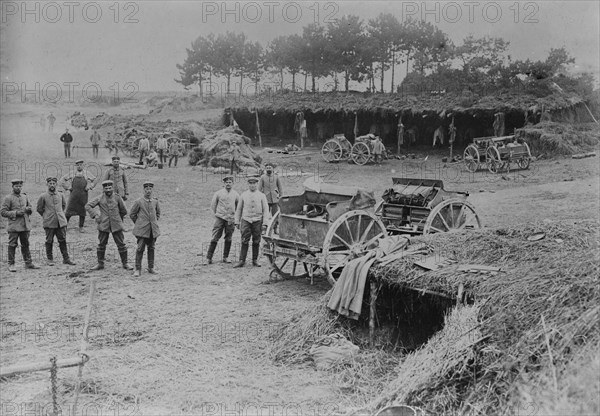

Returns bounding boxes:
[11,179,23,185]
[143,181,154,188]
[222,175,234,182]
[102,180,114,187]
[264,163,274,168]
[112,156,120,161]
[247,176,259,183]
[75,159,84,164]
[46,177,58,183]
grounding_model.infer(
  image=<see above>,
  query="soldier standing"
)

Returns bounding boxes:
[58,159,98,232]
[203,175,239,265]
[85,180,133,271]
[47,112,56,132]
[1,180,39,272]
[60,128,74,158]
[258,163,283,217]
[36,177,76,266]
[129,182,161,276]
[90,128,101,159]
[234,176,269,268]
[168,139,180,168]
[102,156,129,200]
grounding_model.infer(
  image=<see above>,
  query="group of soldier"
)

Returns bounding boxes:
[1,156,159,277]
[2,155,284,275]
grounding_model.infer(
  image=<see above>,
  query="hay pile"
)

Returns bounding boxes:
[515,121,600,156]
[190,126,261,168]
[70,111,89,129]
[369,220,600,415]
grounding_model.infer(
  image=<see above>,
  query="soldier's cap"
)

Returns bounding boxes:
[222,175,234,183]
[75,159,84,164]
[264,163,274,168]
[102,180,114,187]
[112,156,120,161]
[46,177,58,183]
[11,179,23,185]
[247,176,259,183]
[143,182,154,188]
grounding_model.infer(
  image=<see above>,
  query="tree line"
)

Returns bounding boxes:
[175,13,594,98]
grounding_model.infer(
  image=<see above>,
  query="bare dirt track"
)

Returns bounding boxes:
[1,104,599,414]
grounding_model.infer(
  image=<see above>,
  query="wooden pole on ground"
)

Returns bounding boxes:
[73,279,97,415]
[0,355,89,378]
[369,280,379,347]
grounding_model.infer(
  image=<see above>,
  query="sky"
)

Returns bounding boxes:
[1,0,599,96]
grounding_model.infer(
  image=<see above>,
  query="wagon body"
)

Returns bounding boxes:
[375,178,481,235]
[262,183,386,285]
[464,135,532,173]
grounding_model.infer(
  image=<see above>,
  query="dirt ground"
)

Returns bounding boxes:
[1,103,598,415]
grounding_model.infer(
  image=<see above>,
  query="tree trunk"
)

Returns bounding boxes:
[380,60,385,93]
[292,72,296,91]
[312,73,316,93]
[390,51,395,93]
[226,73,231,95]
[280,68,284,89]
[209,69,213,96]
[198,71,203,98]
[255,70,259,96]
[334,74,338,91]
[304,73,307,92]
[345,70,350,92]
[239,73,243,97]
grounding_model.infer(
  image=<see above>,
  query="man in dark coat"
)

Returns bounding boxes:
[85,180,132,271]
[1,179,40,272]
[60,128,74,158]
[36,177,76,266]
[129,182,161,276]
[58,160,98,232]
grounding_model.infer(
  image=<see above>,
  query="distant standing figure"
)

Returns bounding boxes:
[102,156,129,200]
[90,128,101,158]
[397,121,404,152]
[60,128,74,158]
[156,134,168,164]
[228,141,241,174]
[47,112,56,132]
[36,177,76,266]
[1,179,39,272]
[58,159,98,232]
[371,136,385,165]
[129,182,161,276]
[138,135,150,165]
[168,139,180,168]
[258,163,283,216]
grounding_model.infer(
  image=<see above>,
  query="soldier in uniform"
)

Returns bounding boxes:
[258,163,283,217]
[85,180,133,271]
[58,159,98,232]
[234,176,269,268]
[36,177,76,266]
[102,156,129,200]
[204,175,239,265]
[129,182,161,276]
[1,180,40,272]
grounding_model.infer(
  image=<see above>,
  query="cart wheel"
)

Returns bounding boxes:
[322,140,343,163]
[423,199,481,235]
[322,210,387,286]
[463,145,480,172]
[351,142,370,165]
[486,147,502,173]
[517,142,531,169]
[264,212,311,280]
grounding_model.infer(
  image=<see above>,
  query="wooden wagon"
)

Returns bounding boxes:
[463,135,532,173]
[262,183,386,285]
[322,134,388,165]
[375,178,481,235]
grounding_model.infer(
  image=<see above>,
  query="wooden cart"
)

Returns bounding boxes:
[321,134,352,163]
[375,178,481,235]
[262,183,386,286]
[463,135,532,173]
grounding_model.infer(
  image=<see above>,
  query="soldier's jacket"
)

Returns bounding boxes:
[36,191,68,228]
[102,166,128,196]
[1,192,33,232]
[85,193,128,233]
[129,197,161,239]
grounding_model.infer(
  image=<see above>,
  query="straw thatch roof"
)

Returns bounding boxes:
[229,90,585,116]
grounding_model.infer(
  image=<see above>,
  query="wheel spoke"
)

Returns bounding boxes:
[333,233,352,249]
[360,220,375,242]
[449,203,455,227]
[279,257,289,269]
[455,205,466,228]
[292,260,297,275]
[356,214,362,243]
[343,219,354,243]
[436,211,451,231]
[329,255,351,273]
[430,225,446,233]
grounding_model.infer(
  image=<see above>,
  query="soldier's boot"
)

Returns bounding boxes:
[120,249,133,271]
[203,241,217,265]
[222,241,232,263]
[147,248,156,274]
[22,244,39,269]
[251,243,261,267]
[233,243,248,268]
[59,241,75,265]
[8,246,17,272]
[90,249,105,271]
[45,243,55,266]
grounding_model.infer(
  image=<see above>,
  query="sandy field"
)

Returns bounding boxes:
[1,103,598,415]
